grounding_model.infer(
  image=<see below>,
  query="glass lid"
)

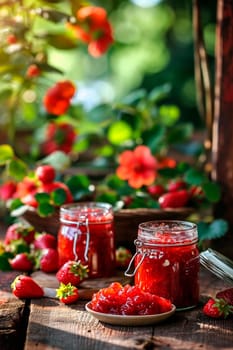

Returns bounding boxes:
[200,248,233,285]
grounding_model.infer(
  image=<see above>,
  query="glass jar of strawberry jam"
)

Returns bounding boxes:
[57,202,115,278]
[125,220,199,310]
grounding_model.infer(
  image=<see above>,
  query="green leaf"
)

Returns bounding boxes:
[198,219,228,241]
[35,192,50,204]
[0,252,13,271]
[121,89,147,105]
[37,9,71,23]
[158,167,181,178]
[159,105,180,126]
[8,158,28,180]
[40,151,71,171]
[51,188,67,205]
[148,83,172,103]
[107,121,133,145]
[0,144,14,165]
[9,198,24,211]
[202,181,221,203]
[142,124,166,153]
[47,33,77,50]
[66,175,91,200]
[167,123,193,144]
[184,168,207,185]
[37,202,55,217]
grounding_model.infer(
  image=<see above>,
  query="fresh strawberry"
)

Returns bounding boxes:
[35,165,56,184]
[11,275,44,299]
[0,181,17,200]
[203,298,233,319]
[33,233,57,250]
[115,247,132,269]
[4,223,35,245]
[216,288,233,305]
[158,189,189,209]
[56,282,79,304]
[39,248,59,273]
[147,184,165,198]
[9,252,34,271]
[167,180,186,192]
[56,260,88,286]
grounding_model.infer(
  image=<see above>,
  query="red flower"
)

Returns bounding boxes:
[43,80,76,115]
[41,122,77,155]
[0,181,17,200]
[68,6,114,57]
[116,145,157,189]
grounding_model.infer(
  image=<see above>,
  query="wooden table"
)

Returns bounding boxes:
[0,224,233,350]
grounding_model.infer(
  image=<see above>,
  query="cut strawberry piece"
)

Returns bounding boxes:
[11,275,44,299]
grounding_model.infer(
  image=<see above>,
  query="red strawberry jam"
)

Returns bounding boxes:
[132,221,199,310]
[57,202,115,278]
[89,282,172,315]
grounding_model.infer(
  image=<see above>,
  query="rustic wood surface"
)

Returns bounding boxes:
[1,256,233,348]
[1,223,233,350]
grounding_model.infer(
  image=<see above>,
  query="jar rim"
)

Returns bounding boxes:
[60,202,112,212]
[60,202,113,224]
[138,220,197,232]
[138,220,198,245]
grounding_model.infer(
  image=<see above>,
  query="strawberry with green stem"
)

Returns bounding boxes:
[56,283,79,304]
[11,275,44,299]
[203,298,233,319]
[56,260,88,286]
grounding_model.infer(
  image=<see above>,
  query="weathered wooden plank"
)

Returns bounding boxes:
[0,271,28,350]
[24,268,233,350]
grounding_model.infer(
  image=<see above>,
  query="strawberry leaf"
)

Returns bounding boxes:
[0,252,13,271]
[0,144,14,164]
[35,192,50,203]
[37,202,55,217]
[202,181,221,203]
[184,168,207,185]
[198,219,229,241]
[51,188,67,205]
[8,158,28,181]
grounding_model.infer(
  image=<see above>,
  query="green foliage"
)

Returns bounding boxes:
[198,219,229,242]
[66,174,92,201]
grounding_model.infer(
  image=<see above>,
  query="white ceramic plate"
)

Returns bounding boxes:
[85,302,176,326]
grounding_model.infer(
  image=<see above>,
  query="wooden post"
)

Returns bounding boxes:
[212,0,233,257]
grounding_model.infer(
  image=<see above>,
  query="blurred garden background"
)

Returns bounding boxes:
[0,0,217,157]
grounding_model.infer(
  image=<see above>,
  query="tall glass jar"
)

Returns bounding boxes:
[125,220,199,310]
[57,202,115,278]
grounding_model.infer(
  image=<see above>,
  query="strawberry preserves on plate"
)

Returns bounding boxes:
[89,282,172,315]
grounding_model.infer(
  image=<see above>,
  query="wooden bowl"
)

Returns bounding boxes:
[22,207,194,251]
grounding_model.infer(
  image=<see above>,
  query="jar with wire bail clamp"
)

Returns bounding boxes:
[125,220,199,310]
[58,202,116,278]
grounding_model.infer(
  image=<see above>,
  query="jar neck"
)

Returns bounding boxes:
[137,220,198,246]
[60,202,113,224]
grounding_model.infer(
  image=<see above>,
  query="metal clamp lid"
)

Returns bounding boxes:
[200,248,233,285]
